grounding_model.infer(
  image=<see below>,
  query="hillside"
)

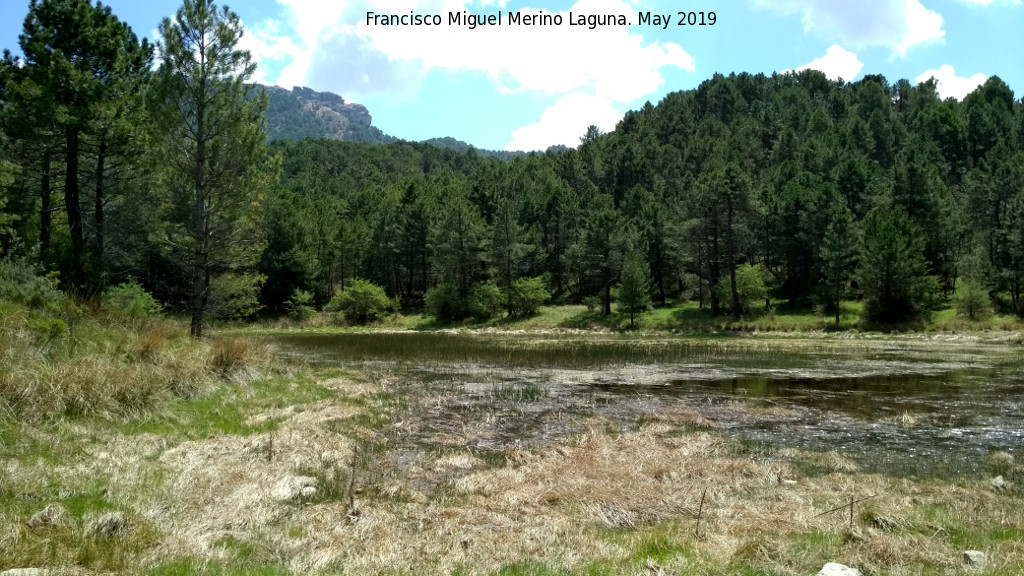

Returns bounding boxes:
[260,85,396,144]
[260,84,532,158]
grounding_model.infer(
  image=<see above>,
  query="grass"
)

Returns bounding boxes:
[224,298,1024,341]
[2,296,1023,574]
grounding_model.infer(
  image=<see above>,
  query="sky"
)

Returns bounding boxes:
[1,0,1022,151]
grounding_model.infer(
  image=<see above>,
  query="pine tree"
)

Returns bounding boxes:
[151,0,277,338]
[15,0,152,288]
[858,208,932,323]
[617,250,651,328]
[818,202,859,325]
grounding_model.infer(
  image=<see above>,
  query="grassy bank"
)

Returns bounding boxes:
[226,300,1024,337]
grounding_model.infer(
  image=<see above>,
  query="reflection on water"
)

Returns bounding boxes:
[271,332,1023,479]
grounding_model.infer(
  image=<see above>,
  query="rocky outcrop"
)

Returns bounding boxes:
[259,85,390,143]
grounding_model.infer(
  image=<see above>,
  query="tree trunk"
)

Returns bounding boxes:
[604,283,611,316]
[726,200,740,317]
[191,78,208,339]
[39,150,51,263]
[65,128,86,290]
[94,134,107,285]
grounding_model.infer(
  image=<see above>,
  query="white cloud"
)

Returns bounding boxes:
[754,0,945,56]
[246,0,694,102]
[505,92,623,151]
[360,0,694,102]
[792,45,863,81]
[916,65,987,100]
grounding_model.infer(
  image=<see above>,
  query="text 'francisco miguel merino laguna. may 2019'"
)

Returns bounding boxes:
[365,10,717,30]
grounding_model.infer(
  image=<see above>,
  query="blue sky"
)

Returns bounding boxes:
[2,0,1022,151]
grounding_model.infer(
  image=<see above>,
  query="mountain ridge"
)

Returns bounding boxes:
[258,84,530,160]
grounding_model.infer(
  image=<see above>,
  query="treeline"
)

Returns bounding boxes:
[2,1,1024,328]
[257,72,1024,323]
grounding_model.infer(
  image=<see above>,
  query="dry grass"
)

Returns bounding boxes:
[8,398,1020,575]
[2,331,1023,575]
[0,306,274,421]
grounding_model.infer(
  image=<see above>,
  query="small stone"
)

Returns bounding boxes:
[271,476,318,502]
[300,486,317,498]
[963,550,987,568]
[816,563,862,576]
[26,503,71,529]
[991,475,1007,489]
[88,511,129,539]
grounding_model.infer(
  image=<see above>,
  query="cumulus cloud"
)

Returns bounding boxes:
[916,65,987,100]
[247,0,693,102]
[505,92,623,151]
[754,0,945,56]
[791,45,863,82]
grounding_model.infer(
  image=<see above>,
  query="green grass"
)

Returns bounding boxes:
[224,297,1024,338]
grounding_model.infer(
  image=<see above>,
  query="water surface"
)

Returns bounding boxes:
[271,332,1023,479]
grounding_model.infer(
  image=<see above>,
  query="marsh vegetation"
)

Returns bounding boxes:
[3,324,1022,575]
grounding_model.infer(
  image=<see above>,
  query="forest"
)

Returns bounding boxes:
[2,0,1024,333]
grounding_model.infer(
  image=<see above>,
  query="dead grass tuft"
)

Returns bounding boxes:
[209,337,267,382]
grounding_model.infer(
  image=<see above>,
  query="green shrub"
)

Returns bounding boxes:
[103,281,162,318]
[0,255,64,311]
[209,272,265,320]
[583,296,601,313]
[285,288,316,321]
[508,277,549,317]
[955,279,992,321]
[468,282,505,321]
[714,264,767,315]
[327,278,393,325]
[424,282,465,322]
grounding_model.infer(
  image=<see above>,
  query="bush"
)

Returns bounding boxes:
[103,281,162,318]
[955,279,993,321]
[424,282,465,322]
[583,296,601,313]
[327,278,393,325]
[508,277,549,317]
[209,272,265,320]
[467,282,505,321]
[0,255,64,311]
[285,288,316,321]
[714,264,767,315]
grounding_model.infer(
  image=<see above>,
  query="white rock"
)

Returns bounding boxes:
[1,570,48,576]
[816,563,861,576]
[271,475,318,501]
[991,475,1007,489]
[963,550,987,568]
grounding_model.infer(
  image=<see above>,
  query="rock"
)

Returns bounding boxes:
[88,511,129,539]
[816,563,861,576]
[991,475,1007,489]
[271,476,318,502]
[0,569,49,576]
[26,503,71,529]
[963,550,987,568]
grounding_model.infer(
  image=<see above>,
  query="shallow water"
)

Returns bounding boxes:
[271,332,1023,479]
